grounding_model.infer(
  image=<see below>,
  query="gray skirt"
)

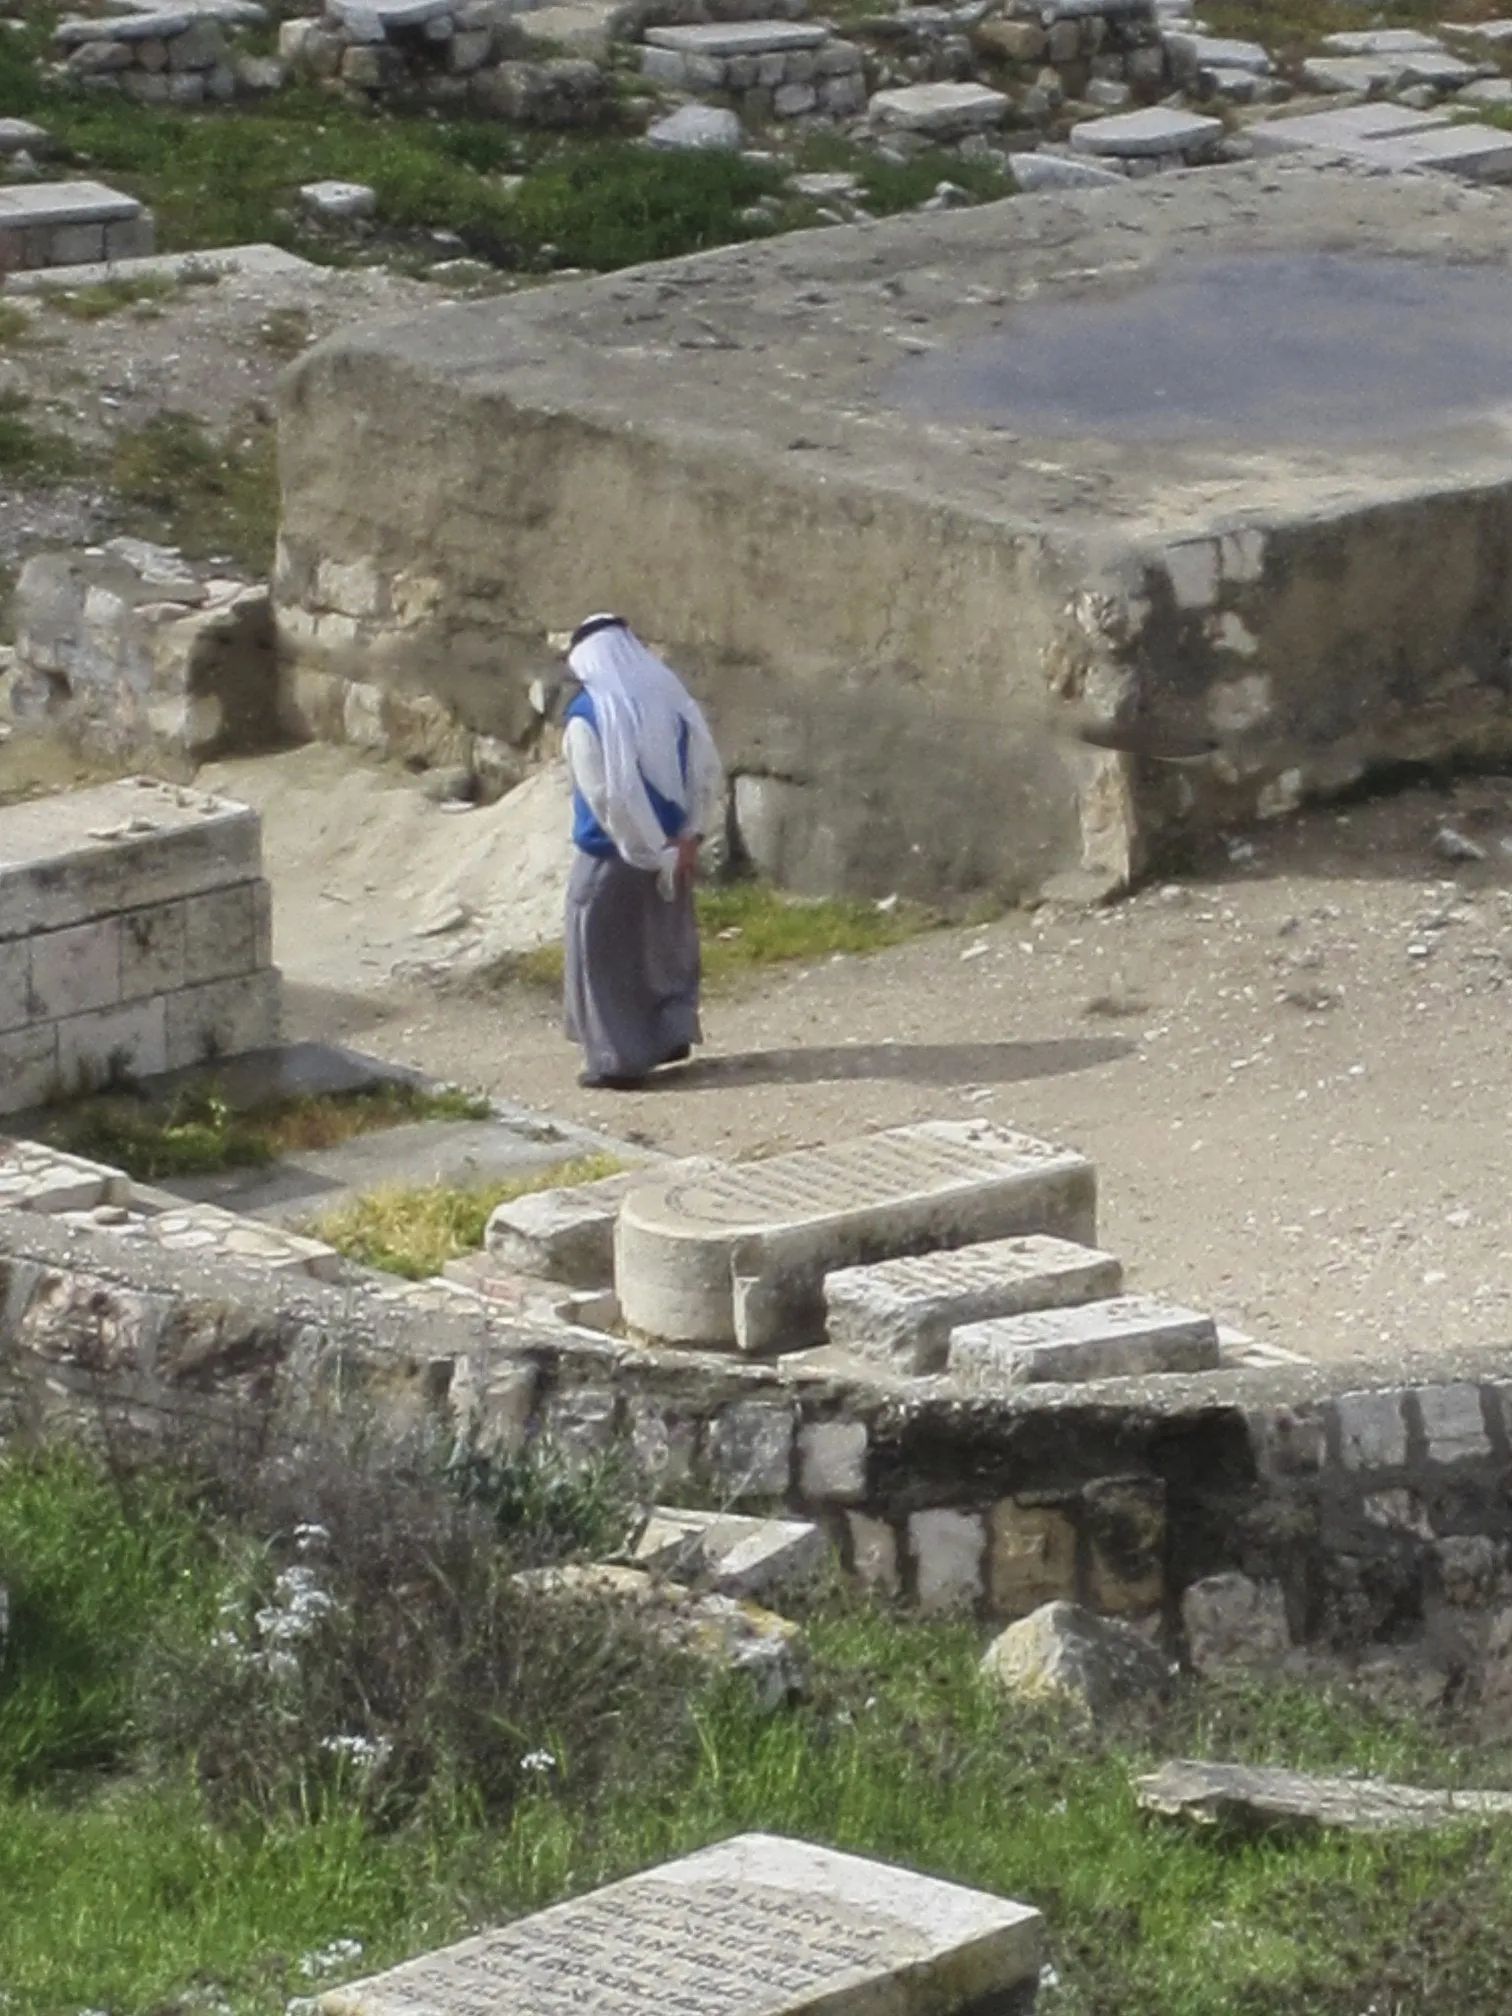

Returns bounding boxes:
[563,851,701,1080]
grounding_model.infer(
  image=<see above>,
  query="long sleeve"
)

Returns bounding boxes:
[564,714,675,874]
[684,712,726,842]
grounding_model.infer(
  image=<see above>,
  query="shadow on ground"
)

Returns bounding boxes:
[654,1036,1133,1091]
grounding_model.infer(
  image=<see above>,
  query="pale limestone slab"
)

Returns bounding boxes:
[0,180,142,225]
[55,994,167,1093]
[0,1024,59,1113]
[0,939,29,1033]
[631,1506,828,1599]
[1346,123,1512,181]
[645,19,827,53]
[28,916,123,1020]
[0,779,261,939]
[120,898,187,1001]
[868,81,1010,136]
[1248,103,1448,157]
[616,1121,1096,1352]
[318,1833,1043,2015]
[823,1232,1123,1373]
[181,878,264,984]
[163,966,280,1070]
[0,1137,131,1212]
[1069,106,1222,157]
[484,1167,645,1287]
[949,1294,1219,1386]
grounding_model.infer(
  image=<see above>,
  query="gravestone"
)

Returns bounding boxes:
[1249,103,1449,156]
[824,1233,1123,1373]
[615,1122,1096,1352]
[1068,106,1222,158]
[949,1294,1219,1387]
[0,181,152,270]
[317,1832,1044,2015]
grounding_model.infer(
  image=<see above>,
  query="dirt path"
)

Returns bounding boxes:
[268,765,1512,1372]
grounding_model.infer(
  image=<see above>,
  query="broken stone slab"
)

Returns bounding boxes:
[1069,105,1223,157]
[327,0,455,24]
[1457,76,1512,104]
[949,1294,1220,1388]
[484,1167,645,1286]
[1163,30,1271,76]
[299,180,377,220]
[1135,1759,1512,1834]
[1009,149,1127,190]
[1322,28,1450,55]
[315,1833,1044,2016]
[0,120,53,157]
[0,1138,133,1213]
[511,1563,806,1710]
[867,80,1010,137]
[1302,49,1483,91]
[647,103,744,150]
[616,1121,1097,1353]
[1442,16,1512,42]
[1181,1571,1291,1675]
[643,18,827,53]
[982,1600,1171,1718]
[1347,123,1512,181]
[1247,102,1448,157]
[631,1506,829,1599]
[823,1232,1123,1374]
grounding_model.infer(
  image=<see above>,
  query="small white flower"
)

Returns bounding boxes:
[293,1522,331,1554]
[519,1748,557,1775]
[321,1734,392,1770]
[1039,1963,1061,1992]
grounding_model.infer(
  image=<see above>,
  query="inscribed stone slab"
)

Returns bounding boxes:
[824,1232,1123,1373]
[949,1294,1219,1387]
[317,1833,1043,2015]
[616,1121,1096,1351]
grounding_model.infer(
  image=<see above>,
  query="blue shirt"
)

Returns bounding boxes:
[565,689,691,859]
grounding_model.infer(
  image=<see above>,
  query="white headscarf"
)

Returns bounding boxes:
[566,617,719,871]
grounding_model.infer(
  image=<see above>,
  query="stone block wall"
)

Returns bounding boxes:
[10,540,279,768]
[0,183,154,273]
[640,24,866,119]
[51,4,285,105]
[0,780,280,1113]
[7,1196,1512,1686]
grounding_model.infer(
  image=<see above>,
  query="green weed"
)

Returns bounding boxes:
[0,391,84,480]
[37,273,185,322]
[107,409,279,573]
[313,1152,624,1277]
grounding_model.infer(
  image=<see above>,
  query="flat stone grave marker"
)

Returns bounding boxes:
[868,82,1011,136]
[1249,103,1448,156]
[631,1506,828,1598]
[824,1232,1123,1373]
[949,1293,1219,1387]
[1348,123,1512,181]
[644,20,827,53]
[1069,106,1222,158]
[317,1832,1044,2015]
[615,1121,1096,1352]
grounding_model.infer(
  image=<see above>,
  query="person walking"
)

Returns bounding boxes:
[559,614,725,1090]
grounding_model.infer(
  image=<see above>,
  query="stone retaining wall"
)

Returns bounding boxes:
[641,23,865,119]
[51,3,285,104]
[4,1203,1510,1679]
[0,782,280,1113]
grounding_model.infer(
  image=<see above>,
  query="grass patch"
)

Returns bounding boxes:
[313,1152,624,1278]
[512,880,939,992]
[36,273,185,322]
[107,409,279,573]
[0,390,85,481]
[41,1079,492,1183]
[793,132,1014,215]
[9,1443,1512,2016]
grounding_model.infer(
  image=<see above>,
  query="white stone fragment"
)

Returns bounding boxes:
[631,1506,829,1599]
[644,19,826,53]
[868,81,1010,137]
[1347,123,1512,181]
[1009,150,1126,191]
[485,1169,644,1287]
[1164,31,1272,75]
[823,1233,1123,1373]
[298,180,377,220]
[949,1294,1220,1387]
[1070,106,1224,158]
[1248,103,1449,157]
[647,104,744,151]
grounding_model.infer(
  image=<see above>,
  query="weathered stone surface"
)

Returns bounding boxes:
[470,58,609,128]
[317,1834,1043,2015]
[645,18,825,52]
[1248,103,1449,158]
[0,1139,132,1214]
[869,82,1009,136]
[1136,1759,1512,1833]
[485,1168,644,1286]
[1181,1571,1291,1674]
[647,103,743,150]
[823,1232,1122,1373]
[0,181,151,271]
[1009,150,1126,190]
[1164,31,1270,76]
[1302,49,1481,91]
[299,180,377,220]
[631,1506,828,1598]
[1069,105,1222,156]
[1348,124,1512,182]
[989,1498,1078,1618]
[1322,28,1448,54]
[950,1294,1219,1387]
[982,1600,1170,1716]
[617,1123,1096,1351]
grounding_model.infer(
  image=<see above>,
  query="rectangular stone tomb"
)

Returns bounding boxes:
[824,1233,1124,1374]
[1069,107,1223,158]
[0,181,153,271]
[316,1832,1044,2016]
[615,1121,1097,1354]
[949,1294,1220,1387]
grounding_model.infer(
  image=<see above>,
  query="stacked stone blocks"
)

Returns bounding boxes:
[0,183,153,273]
[0,780,280,1113]
[641,22,866,119]
[51,2,282,106]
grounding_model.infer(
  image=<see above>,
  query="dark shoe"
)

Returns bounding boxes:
[658,1043,691,1067]
[578,1070,645,1091]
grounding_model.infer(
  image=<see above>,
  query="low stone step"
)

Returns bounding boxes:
[949,1293,1220,1387]
[0,181,152,271]
[616,1121,1097,1353]
[484,1167,645,1287]
[867,81,1011,137]
[824,1232,1123,1373]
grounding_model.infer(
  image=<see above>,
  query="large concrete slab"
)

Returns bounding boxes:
[824,1232,1123,1372]
[616,1121,1096,1351]
[316,1833,1044,2014]
[278,164,1512,904]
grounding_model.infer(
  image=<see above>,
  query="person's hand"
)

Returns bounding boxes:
[674,833,701,892]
